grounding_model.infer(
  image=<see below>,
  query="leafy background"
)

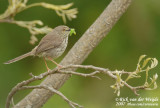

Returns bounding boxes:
[0,0,160,108]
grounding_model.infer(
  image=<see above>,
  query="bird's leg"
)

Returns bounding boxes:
[48,57,62,70]
[43,57,50,72]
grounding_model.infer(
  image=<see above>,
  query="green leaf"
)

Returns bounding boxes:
[142,58,151,68]
[138,55,146,64]
[117,89,120,96]
[150,58,158,68]
[154,82,157,89]
[110,85,116,89]
[154,73,158,80]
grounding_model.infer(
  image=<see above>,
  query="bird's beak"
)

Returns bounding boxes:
[66,28,71,31]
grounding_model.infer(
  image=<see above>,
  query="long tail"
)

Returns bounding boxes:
[4,52,33,64]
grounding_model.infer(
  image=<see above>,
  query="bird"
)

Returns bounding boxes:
[4,25,75,71]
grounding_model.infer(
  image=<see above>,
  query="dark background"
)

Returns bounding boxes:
[0,0,160,108]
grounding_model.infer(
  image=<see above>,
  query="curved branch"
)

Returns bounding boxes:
[12,0,133,108]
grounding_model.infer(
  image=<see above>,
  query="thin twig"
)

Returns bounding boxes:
[11,98,15,107]
[20,85,83,108]
[58,70,101,80]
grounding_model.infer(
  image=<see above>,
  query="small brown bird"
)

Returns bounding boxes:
[4,25,74,71]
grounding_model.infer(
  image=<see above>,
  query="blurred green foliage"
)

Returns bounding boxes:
[0,0,160,108]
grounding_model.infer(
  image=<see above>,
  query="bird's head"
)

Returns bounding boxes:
[54,25,76,37]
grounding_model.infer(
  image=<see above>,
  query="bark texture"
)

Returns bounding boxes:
[14,0,132,107]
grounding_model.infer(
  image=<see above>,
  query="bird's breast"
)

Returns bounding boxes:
[41,36,68,59]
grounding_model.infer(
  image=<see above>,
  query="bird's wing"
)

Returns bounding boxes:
[35,32,63,55]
